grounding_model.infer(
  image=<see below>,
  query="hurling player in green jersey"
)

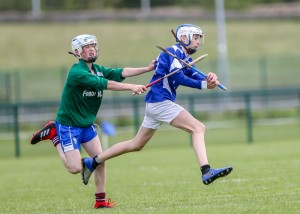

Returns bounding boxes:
[30,34,154,209]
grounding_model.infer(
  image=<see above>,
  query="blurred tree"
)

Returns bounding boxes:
[0,0,31,11]
[0,0,299,11]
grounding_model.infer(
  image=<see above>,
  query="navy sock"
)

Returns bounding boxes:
[92,156,101,169]
[201,164,211,175]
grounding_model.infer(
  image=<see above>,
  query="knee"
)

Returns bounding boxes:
[132,144,144,151]
[67,164,82,174]
[129,141,145,152]
[194,121,206,134]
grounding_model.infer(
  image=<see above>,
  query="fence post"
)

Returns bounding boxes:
[3,73,12,132]
[298,93,300,123]
[13,104,20,157]
[245,93,253,143]
[259,56,268,90]
[188,96,195,116]
[4,73,12,102]
[14,71,21,102]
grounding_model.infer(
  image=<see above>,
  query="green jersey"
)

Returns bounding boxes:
[56,59,125,127]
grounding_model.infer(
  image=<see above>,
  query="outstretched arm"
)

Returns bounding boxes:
[107,80,147,95]
[122,60,155,77]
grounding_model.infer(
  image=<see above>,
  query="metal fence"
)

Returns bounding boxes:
[1,55,300,103]
[1,87,300,157]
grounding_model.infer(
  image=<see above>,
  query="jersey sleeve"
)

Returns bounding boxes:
[172,68,205,89]
[68,65,108,90]
[97,65,125,82]
[183,67,206,86]
[184,59,206,81]
[166,47,206,89]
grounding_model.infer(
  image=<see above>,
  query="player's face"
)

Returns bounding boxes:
[81,43,97,61]
[189,34,202,49]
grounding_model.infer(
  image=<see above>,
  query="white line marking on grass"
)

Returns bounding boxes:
[218,178,249,183]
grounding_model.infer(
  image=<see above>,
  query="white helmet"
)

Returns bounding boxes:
[71,34,99,59]
[176,24,204,47]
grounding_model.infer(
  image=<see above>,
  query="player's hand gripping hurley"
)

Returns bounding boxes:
[156,45,227,91]
[132,54,207,95]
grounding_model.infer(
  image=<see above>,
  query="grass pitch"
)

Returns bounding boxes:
[0,131,299,213]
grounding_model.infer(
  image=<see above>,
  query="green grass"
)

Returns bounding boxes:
[0,126,299,213]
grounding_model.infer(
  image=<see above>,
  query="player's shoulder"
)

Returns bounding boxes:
[68,62,89,78]
[69,63,81,74]
[159,45,177,60]
[70,59,86,70]
[165,45,178,54]
[169,44,185,58]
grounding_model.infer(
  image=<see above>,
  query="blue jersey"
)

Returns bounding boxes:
[145,44,206,103]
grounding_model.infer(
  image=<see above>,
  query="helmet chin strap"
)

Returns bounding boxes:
[84,56,97,63]
[67,51,98,63]
[188,48,197,55]
[171,29,197,55]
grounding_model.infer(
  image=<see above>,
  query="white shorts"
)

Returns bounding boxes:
[142,100,184,129]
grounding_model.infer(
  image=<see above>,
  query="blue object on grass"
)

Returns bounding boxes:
[101,121,116,136]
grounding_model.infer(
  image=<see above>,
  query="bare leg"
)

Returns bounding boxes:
[98,126,156,162]
[55,144,68,169]
[52,135,107,192]
[171,110,233,185]
[82,136,106,193]
[50,142,82,174]
[170,109,209,166]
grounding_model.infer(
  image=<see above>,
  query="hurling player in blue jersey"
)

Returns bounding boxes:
[83,24,232,186]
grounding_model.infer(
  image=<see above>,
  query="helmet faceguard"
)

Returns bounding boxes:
[71,34,99,62]
[175,24,204,54]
